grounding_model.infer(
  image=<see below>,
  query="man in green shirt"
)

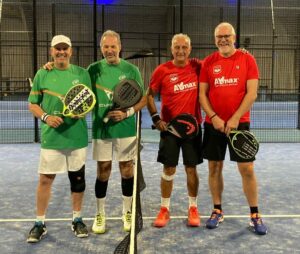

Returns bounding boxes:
[27,35,91,243]
[88,30,146,233]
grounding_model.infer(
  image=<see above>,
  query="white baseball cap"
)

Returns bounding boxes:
[51,35,72,47]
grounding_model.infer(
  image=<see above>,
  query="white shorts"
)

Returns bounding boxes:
[38,147,87,174]
[92,137,137,161]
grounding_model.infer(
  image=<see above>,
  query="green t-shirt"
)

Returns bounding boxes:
[28,64,92,149]
[88,59,144,140]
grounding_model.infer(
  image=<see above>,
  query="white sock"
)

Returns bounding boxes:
[36,215,45,224]
[72,210,81,220]
[96,197,106,214]
[122,195,132,214]
[189,196,197,208]
[161,197,170,210]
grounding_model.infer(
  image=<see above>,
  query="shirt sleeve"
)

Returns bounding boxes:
[246,54,259,80]
[149,65,164,93]
[28,70,43,104]
[199,58,209,83]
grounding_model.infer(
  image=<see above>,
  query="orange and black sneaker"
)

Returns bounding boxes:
[249,213,267,235]
[206,209,224,229]
[187,206,200,227]
[153,206,170,227]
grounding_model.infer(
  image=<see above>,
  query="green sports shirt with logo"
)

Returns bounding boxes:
[28,65,92,149]
[88,59,144,139]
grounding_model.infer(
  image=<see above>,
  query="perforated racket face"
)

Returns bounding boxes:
[168,113,199,139]
[63,84,96,117]
[230,131,259,159]
[113,79,142,109]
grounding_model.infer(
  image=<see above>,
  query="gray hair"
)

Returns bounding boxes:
[214,22,236,36]
[171,33,191,47]
[100,30,121,47]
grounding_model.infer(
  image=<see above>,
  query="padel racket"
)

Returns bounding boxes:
[99,79,142,123]
[43,84,96,117]
[152,113,199,139]
[228,130,259,160]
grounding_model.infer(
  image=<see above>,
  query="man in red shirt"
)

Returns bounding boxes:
[147,33,203,227]
[199,22,267,235]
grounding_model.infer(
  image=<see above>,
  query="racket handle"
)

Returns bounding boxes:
[103,116,109,123]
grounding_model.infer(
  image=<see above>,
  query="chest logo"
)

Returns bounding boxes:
[213,65,222,74]
[119,75,126,81]
[170,74,179,83]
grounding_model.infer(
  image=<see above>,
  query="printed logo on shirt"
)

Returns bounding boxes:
[174,81,197,93]
[170,74,179,83]
[214,76,239,87]
[213,65,222,74]
[72,79,80,85]
[119,75,126,80]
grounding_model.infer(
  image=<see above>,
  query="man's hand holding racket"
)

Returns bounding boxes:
[42,114,64,128]
[101,79,142,123]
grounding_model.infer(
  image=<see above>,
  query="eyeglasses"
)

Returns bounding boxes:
[215,34,233,39]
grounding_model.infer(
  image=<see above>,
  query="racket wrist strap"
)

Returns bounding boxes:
[151,112,161,124]
[41,112,50,123]
[126,107,135,118]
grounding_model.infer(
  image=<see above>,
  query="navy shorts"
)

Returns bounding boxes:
[157,126,203,167]
[202,122,255,163]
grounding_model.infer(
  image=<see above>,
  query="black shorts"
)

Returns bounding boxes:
[202,122,255,163]
[157,126,203,167]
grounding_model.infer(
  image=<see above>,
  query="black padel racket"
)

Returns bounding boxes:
[228,130,259,160]
[100,79,142,123]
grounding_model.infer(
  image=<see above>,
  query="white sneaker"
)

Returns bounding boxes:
[122,211,132,232]
[92,213,106,234]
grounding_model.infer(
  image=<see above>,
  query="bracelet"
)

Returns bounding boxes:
[151,112,161,124]
[41,113,50,123]
[210,113,217,120]
[126,107,135,118]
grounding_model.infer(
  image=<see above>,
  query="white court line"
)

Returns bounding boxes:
[1,214,300,222]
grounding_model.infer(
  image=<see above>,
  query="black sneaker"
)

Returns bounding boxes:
[27,221,47,243]
[71,217,88,238]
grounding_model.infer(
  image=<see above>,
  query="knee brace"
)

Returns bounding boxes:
[68,165,86,193]
[121,177,134,196]
[95,178,108,198]
[161,171,175,181]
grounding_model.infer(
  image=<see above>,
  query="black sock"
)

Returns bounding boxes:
[214,204,222,211]
[250,206,259,214]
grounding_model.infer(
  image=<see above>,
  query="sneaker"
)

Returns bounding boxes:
[71,217,88,238]
[122,211,132,232]
[153,207,170,227]
[249,213,267,235]
[92,213,106,234]
[27,221,47,243]
[187,206,200,227]
[206,209,224,229]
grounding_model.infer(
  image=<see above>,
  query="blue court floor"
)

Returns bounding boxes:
[0,142,299,253]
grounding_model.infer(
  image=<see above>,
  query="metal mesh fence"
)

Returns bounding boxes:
[0,0,299,144]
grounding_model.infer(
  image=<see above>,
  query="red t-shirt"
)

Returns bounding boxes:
[149,60,202,123]
[200,50,259,123]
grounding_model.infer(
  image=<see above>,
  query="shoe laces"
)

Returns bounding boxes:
[124,212,131,223]
[210,209,221,220]
[158,207,169,218]
[96,213,104,225]
[74,218,85,229]
[189,206,198,217]
[251,213,263,225]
